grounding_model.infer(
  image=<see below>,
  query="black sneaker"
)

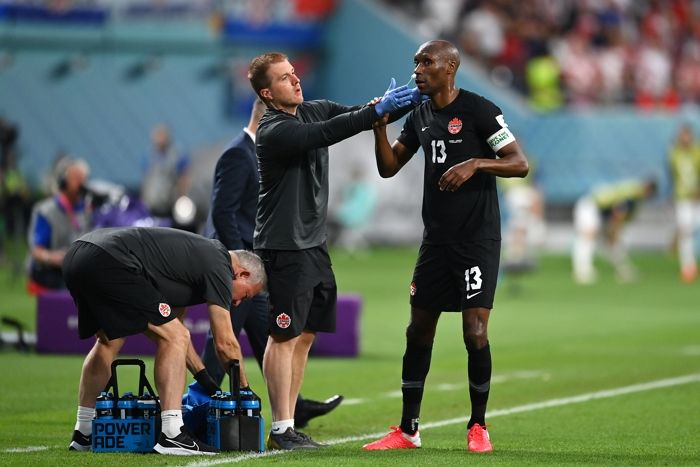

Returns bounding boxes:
[154,427,219,456]
[68,430,91,451]
[296,430,326,447]
[266,427,318,450]
[294,395,344,428]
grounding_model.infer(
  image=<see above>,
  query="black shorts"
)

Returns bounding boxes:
[256,245,337,338]
[62,241,176,340]
[410,240,500,312]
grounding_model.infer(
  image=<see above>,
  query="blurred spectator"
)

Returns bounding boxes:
[499,164,546,269]
[331,167,377,254]
[459,2,505,68]
[667,124,700,283]
[140,123,191,220]
[27,158,91,292]
[525,45,563,111]
[572,178,657,284]
[0,117,31,271]
[554,29,603,107]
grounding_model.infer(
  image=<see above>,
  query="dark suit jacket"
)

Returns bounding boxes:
[203,130,258,250]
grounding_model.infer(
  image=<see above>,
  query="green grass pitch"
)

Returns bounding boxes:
[0,248,698,466]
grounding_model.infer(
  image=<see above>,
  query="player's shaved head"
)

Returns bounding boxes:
[418,40,460,70]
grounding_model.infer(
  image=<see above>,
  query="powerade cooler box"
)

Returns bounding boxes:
[92,359,160,453]
[206,360,264,452]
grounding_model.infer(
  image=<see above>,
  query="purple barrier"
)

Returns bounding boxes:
[36,291,360,357]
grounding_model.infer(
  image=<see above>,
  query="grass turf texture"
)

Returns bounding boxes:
[0,249,698,466]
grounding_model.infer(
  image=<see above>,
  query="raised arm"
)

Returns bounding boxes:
[373,123,415,178]
[261,105,379,156]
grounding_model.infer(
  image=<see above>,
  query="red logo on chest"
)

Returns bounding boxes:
[447,117,462,134]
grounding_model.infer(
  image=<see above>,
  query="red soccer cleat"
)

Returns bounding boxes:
[362,426,421,451]
[467,423,493,453]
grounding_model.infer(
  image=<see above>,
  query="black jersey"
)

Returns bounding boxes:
[76,227,233,309]
[398,89,515,244]
[255,100,378,250]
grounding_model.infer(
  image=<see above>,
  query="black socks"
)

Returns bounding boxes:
[400,342,432,435]
[467,342,491,428]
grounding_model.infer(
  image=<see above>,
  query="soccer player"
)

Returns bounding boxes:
[362,40,529,453]
[64,227,266,455]
[572,178,657,284]
[667,124,700,283]
[199,98,343,427]
[248,52,415,449]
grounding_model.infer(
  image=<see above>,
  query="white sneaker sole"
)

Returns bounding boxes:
[153,443,218,456]
[68,441,91,452]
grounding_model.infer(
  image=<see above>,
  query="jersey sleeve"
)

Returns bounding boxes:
[201,246,233,311]
[260,105,378,157]
[323,100,363,118]
[472,96,516,153]
[396,111,420,153]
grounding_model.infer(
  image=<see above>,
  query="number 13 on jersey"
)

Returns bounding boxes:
[431,140,447,164]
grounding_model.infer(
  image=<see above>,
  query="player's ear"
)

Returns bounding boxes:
[236,270,251,280]
[446,59,456,75]
[260,88,272,102]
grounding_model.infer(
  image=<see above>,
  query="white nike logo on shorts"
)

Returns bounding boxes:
[466,291,483,299]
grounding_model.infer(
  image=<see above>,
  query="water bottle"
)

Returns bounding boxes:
[137,392,158,420]
[95,391,114,419]
[239,389,261,417]
[220,391,236,418]
[209,391,223,419]
[117,391,138,419]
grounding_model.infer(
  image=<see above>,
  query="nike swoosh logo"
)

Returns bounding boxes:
[170,439,198,450]
[466,291,483,299]
[421,126,429,132]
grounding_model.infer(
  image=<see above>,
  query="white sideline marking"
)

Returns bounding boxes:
[3,446,48,453]
[182,373,700,467]
[346,370,548,405]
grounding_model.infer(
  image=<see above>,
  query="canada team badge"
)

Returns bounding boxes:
[447,117,462,134]
[410,281,417,296]
[276,313,291,329]
[158,303,171,318]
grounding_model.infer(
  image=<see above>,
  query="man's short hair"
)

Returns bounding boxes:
[248,52,288,101]
[233,250,267,291]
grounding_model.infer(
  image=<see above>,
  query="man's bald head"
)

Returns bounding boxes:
[417,40,460,71]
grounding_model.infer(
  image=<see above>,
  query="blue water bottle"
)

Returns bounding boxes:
[95,391,114,419]
[137,392,158,420]
[117,392,137,419]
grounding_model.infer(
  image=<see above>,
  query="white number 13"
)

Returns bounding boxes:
[464,266,483,291]
[431,140,447,163]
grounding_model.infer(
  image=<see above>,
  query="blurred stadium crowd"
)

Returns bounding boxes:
[383,0,700,111]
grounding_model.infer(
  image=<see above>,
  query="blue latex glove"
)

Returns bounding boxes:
[375,78,414,115]
[409,87,430,106]
[182,381,212,407]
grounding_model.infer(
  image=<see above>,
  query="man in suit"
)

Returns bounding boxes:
[201,99,343,428]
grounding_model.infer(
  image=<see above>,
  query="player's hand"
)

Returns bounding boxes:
[194,368,221,395]
[373,113,390,129]
[439,159,478,192]
[374,78,413,116]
